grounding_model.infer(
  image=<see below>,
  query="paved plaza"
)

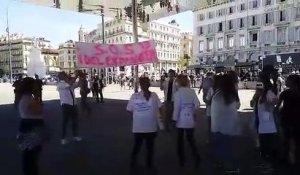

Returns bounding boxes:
[0,83,292,175]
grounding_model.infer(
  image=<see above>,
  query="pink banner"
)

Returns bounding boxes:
[75,40,158,68]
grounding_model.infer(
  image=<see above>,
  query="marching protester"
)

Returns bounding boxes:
[78,72,91,116]
[93,75,104,103]
[161,69,177,131]
[57,71,82,145]
[173,74,201,167]
[252,66,279,172]
[126,77,162,170]
[13,75,23,108]
[198,72,214,103]
[17,77,47,175]
[277,74,300,169]
[34,74,43,104]
[211,73,241,173]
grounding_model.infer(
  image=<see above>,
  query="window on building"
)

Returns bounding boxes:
[240,3,246,11]
[240,18,245,28]
[217,9,224,17]
[218,38,223,49]
[277,28,286,43]
[279,0,285,2]
[240,35,246,46]
[68,50,71,54]
[251,32,258,42]
[208,24,214,33]
[264,30,274,44]
[199,41,204,52]
[280,11,286,21]
[252,0,258,8]
[252,16,257,26]
[296,7,300,19]
[218,22,223,32]
[198,14,205,21]
[68,62,72,68]
[68,56,71,60]
[228,36,234,48]
[229,20,234,30]
[229,7,235,14]
[208,39,214,50]
[296,27,300,41]
[265,0,272,6]
[208,11,214,19]
[60,62,64,67]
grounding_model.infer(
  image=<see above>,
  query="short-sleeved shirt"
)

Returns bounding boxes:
[127,92,162,133]
[173,88,200,128]
[257,90,278,134]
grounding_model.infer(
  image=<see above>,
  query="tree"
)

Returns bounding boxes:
[178,54,190,69]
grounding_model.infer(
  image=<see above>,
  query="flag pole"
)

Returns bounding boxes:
[132,0,139,93]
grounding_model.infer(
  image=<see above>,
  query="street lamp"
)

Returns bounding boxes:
[6,6,13,83]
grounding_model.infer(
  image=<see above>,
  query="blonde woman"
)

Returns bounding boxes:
[173,74,201,167]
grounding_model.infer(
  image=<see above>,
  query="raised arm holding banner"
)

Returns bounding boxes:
[75,40,158,68]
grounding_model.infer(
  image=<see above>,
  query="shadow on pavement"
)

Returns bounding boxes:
[0,99,292,175]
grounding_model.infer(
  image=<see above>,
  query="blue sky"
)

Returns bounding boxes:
[0,0,193,47]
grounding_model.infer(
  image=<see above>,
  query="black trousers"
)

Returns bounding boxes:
[62,104,79,139]
[177,128,200,164]
[95,88,103,103]
[80,93,91,115]
[259,133,279,162]
[164,102,174,131]
[22,146,41,175]
[131,132,156,168]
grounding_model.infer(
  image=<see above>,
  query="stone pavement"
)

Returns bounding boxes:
[0,83,291,175]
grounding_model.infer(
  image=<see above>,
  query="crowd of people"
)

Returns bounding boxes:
[12,65,300,175]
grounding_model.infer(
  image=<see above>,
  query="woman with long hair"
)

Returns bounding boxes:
[126,77,162,170]
[255,67,279,166]
[211,73,241,173]
[173,74,201,167]
[17,77,46,175]
[277,74,300,168]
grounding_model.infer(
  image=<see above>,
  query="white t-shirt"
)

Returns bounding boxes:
[257,90,278,134]
[57,80,77,106]
[211,90,241,136]
[173,88,200,128]
[127,91,162,133]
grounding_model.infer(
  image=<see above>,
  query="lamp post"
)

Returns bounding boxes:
[6,7,13,83]
[132,0,139,93]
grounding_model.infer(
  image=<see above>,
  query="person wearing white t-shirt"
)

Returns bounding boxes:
[256,76,279,162]
[173,75,201,167]
[127,77,162,169]
[57,71,82,145]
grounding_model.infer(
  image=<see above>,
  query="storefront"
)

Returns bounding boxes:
[263,53,300,75]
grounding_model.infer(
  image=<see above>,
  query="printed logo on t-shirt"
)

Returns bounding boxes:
[181,103,194,118]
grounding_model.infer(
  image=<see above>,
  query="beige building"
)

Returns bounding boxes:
[180,32,193,66]
[41,48,60,74]
[0,34,53,76]
[58,40,77,73]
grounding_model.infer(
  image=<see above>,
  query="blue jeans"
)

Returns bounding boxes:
[212,132,237,168]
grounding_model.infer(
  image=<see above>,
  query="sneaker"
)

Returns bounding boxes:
[61,139,68,145]
[73,137,82,142]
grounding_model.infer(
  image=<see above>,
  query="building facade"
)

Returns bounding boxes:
[193,0,300,67]
[41,48,60,74]
[58,40,77,73]
[0,34,53,76]
[148,20,181,73]
[180,32,193,66]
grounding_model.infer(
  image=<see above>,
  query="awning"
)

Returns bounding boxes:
[263,53,300,67]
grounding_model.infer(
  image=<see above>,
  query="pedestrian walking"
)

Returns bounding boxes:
[13,75,23,108]
[93,76,104,103]
[161,69,177,131]
[57,71,82,145]
[78,72,91,116]
[17,77,47,175]
[126,77,162,169]
[173,75,201,167]
[277,74,300,167]
[211,73,241,173]
[198,72,214,103]
[34,74,43,104]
